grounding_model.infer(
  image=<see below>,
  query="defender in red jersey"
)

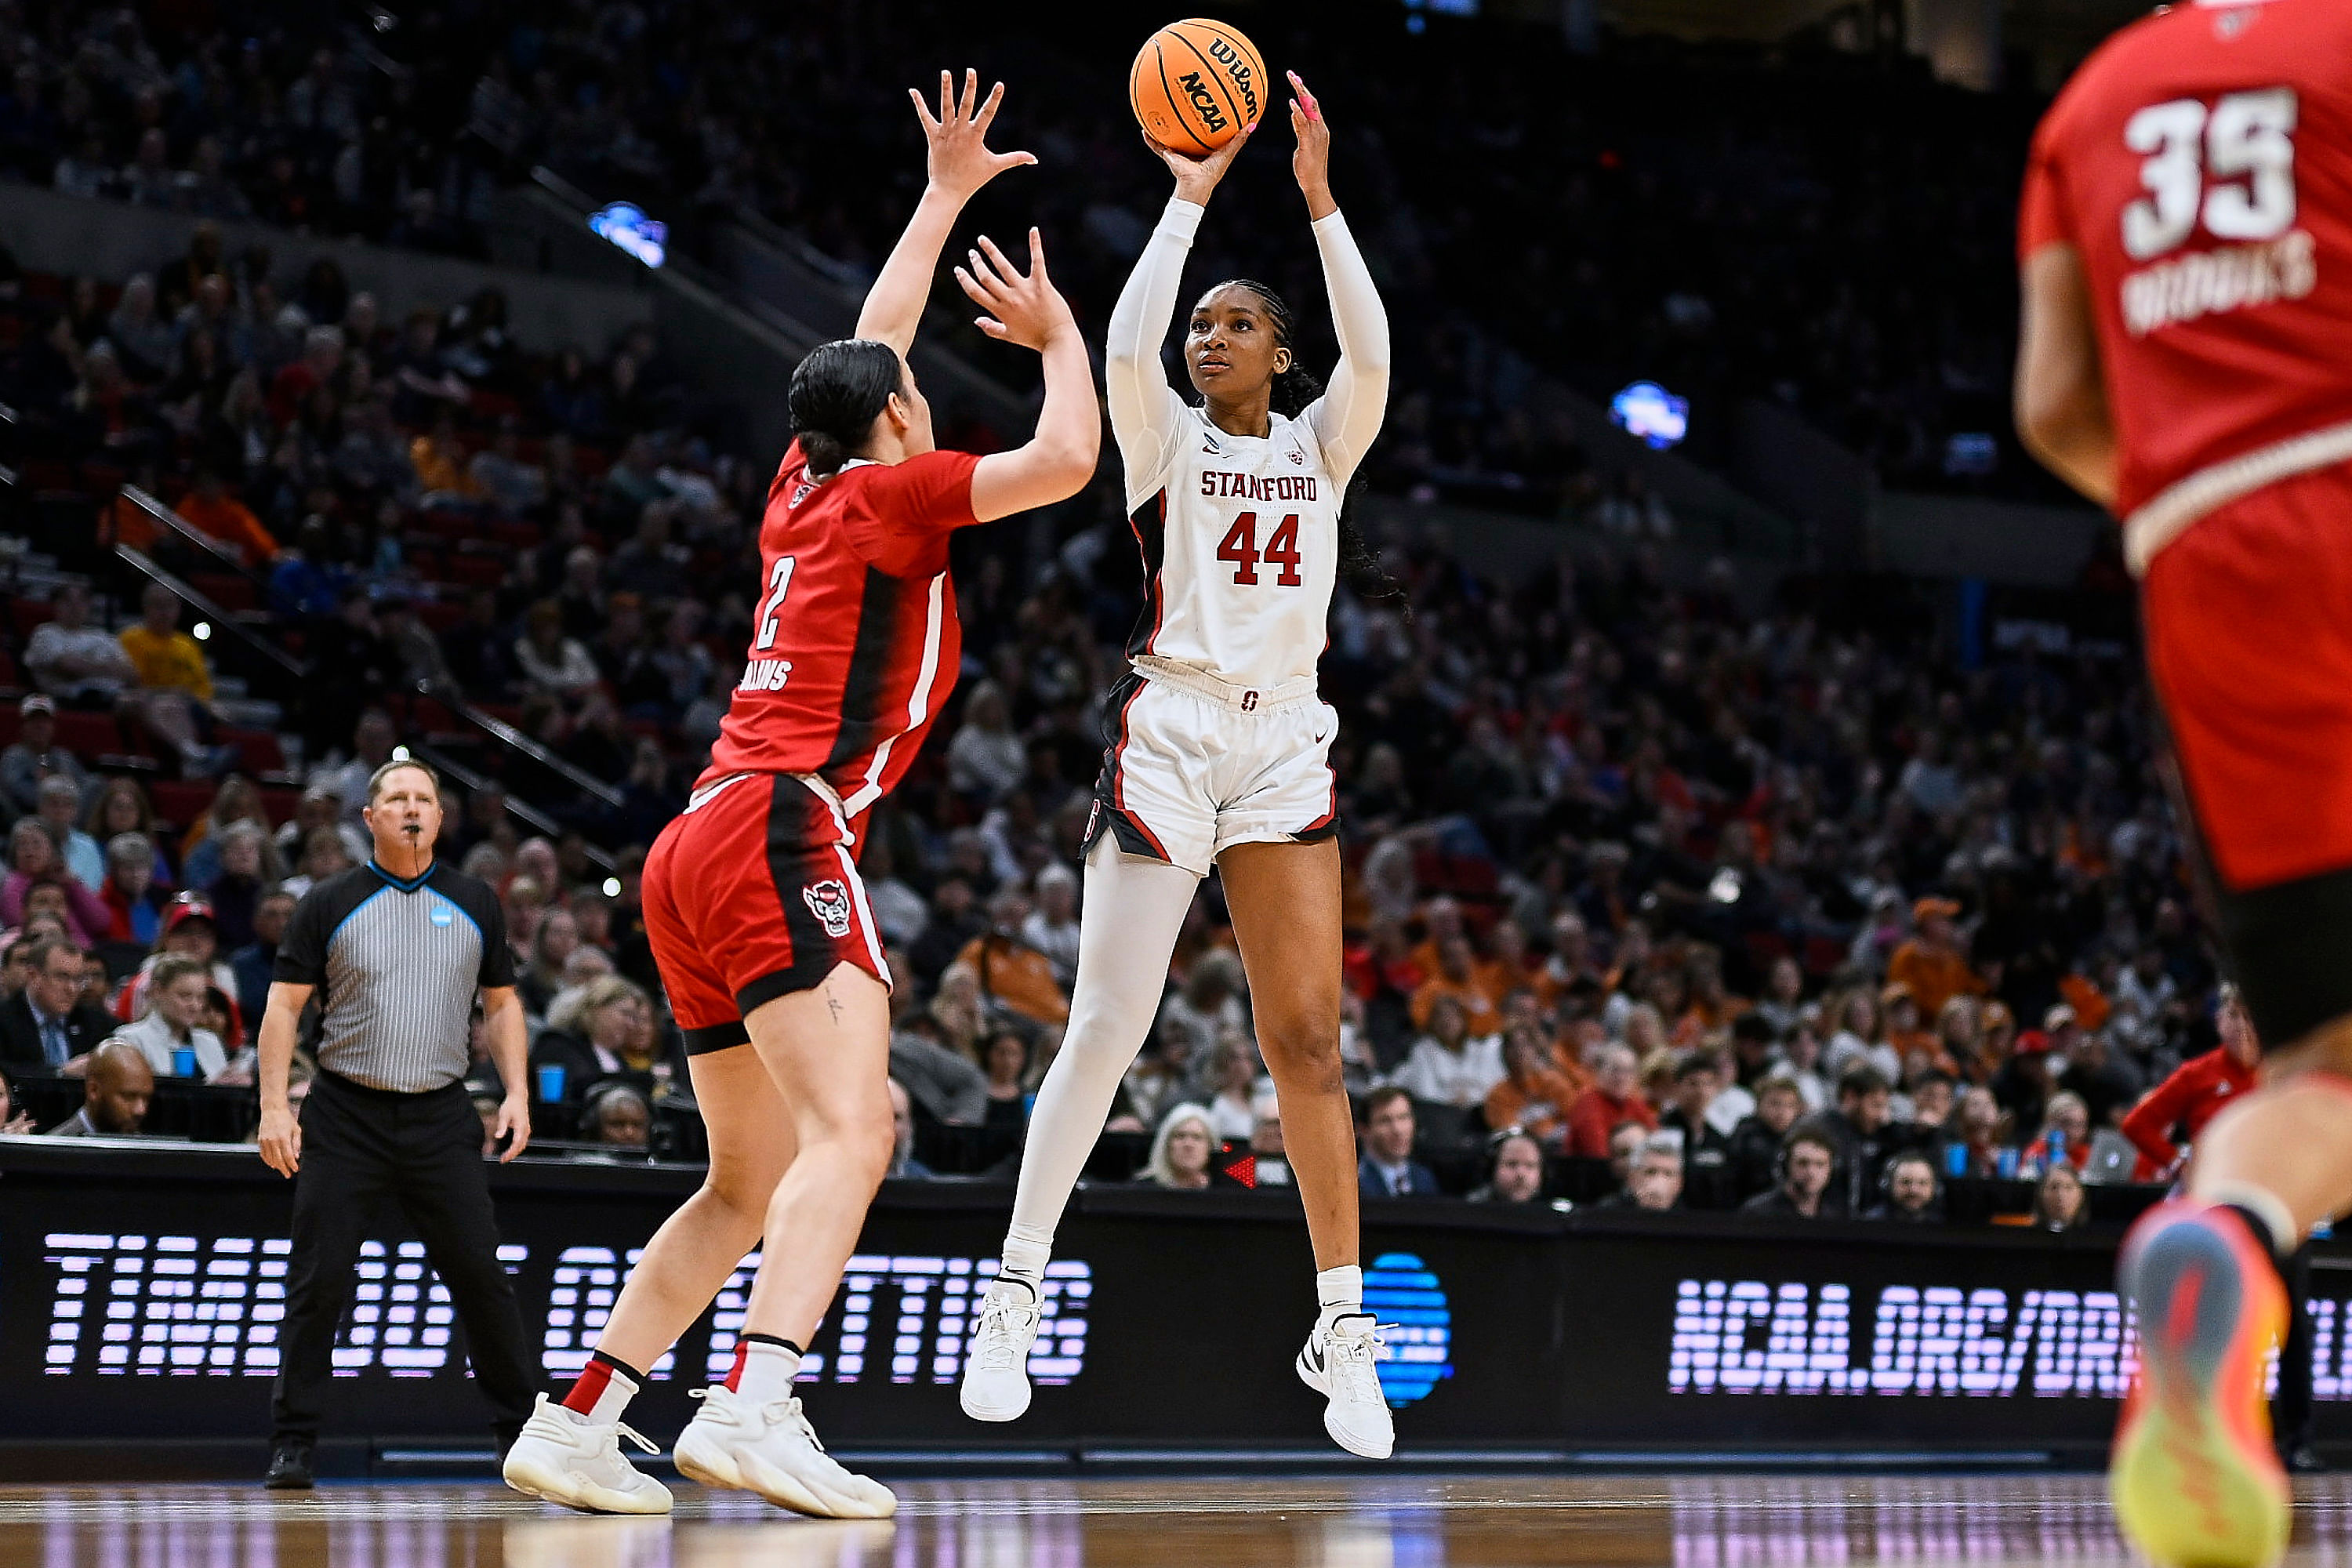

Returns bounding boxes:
[2016,4,2352,1562]
[501,71,1099,1520]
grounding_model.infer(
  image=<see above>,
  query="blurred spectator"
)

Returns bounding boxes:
[1203,1033,1261,1143]
[2,696,90,816]
[1727,1073,1809,1201]
[231,887,297,1028]
[2060,1027,2145,1131]
[1563,1044,1655,1158]
[1156,953,1246,1062]
[36,775,106,892]
[581,1081,651,1152]
[2120,987,2262,1182]
[174,467,281,565]
[890,1028,990,1127]
[117,583,231,774]
[1867,1152,1946,1224]
[1885,898,1985,1022]
[1659,1052,1735,1187]
[116,954,227,1080]
[1991,1029,2058,1138]
[887,1078,933,1179]
[1468,1130,1547,1204]
[0,935,118,1073]
[0,1065,33,1134]
[2023,1091,2092,1175]
[1410,934,1504,1038]
[954,888,1069,1028]
[1483,1022,1584,1146]
[3,818,108,940]
[981,1028,1031,1131]
[1143,1102,1218,1191]
[116,893,238,1023]
[535,975,656,1102]
[946,681,1025,801]
[1022,864,1081,989]
[98,832,165,947]
[1602,1133,1686,1211]
[2032,1163,2088,1232]
[25,584,138,709]
[45,1038,153,1136]
[1740,1127,1841,1218]
[1358,1086,1439,1197]
[1389,993,1505,1120]
[1808,1065,1915,1216]
[1940,1086,2008,1180]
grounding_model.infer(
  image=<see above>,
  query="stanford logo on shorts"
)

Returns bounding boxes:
[802,880,855,938]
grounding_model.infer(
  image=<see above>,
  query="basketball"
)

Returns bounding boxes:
[1129,18,1269,154]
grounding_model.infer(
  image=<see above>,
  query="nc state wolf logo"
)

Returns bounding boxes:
[801,879,854,939]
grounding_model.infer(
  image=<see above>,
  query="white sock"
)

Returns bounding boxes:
[1316,1265,1363,1331]
[1000,1231,1051,1290]
[735,1338,802,1403]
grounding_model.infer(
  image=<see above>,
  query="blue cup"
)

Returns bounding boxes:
[1944,1142,1969,1178]
[1996,1146,2020,1180]
[536,1063,566,1102]
[171,1045,197,1079]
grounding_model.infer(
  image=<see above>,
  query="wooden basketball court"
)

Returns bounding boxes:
[6,1473,2350,1566]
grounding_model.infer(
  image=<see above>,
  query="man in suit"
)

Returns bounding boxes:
[45,1039,153,1136]
[1357,1086,1440,1198]
[0,936,122,1073]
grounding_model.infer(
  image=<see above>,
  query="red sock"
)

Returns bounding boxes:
[724,1339,751,1392]
[561,1351,644,1421]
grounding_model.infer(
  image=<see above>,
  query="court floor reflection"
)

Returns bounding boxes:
[9,1473,2352,1566]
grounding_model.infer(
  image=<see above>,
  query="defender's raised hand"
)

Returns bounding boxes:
[913,69,1037,201]
[956,229,1078,353]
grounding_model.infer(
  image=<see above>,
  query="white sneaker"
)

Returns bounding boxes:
[671,1385,896,1519]
[959,1276,1044,1421]
[1295,1312,1396,1460]
[502,1393,673,1515]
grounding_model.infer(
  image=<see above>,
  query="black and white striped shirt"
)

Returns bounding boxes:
[274,859,514,1093]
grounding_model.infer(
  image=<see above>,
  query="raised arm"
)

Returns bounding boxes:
[1110,124,1258,506]
[1289,74,1390,488]
[855,71,1038,359]
[960,230,1102,523]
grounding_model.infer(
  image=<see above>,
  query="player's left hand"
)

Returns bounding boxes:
[1288,71,1333,210]
[913,69,1037,201]
[494,1093,532,1163]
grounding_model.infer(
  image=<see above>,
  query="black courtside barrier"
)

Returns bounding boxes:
[3,1139,2347,1469]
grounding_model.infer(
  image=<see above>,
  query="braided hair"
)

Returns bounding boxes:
[1214,278,1406,609]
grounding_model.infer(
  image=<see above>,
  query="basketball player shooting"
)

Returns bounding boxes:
[2015,4,2352,1563]
[960,64,1402,1459]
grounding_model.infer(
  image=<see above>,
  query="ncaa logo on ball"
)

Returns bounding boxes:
[803,880,854,938]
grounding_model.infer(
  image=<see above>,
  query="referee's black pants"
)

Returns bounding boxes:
[271,1070,537,1446]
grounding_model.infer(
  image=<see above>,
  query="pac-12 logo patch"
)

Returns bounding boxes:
[802,880,854,938]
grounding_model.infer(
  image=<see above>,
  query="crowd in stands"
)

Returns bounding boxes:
[0,0,2062,506]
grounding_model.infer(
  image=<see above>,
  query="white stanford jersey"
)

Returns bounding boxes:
[1123,404,1340,686]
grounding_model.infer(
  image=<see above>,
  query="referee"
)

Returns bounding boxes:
[255,757,538,1488]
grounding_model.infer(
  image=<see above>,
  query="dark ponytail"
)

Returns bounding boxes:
[789,338,903,477]
[1218,279,1408,612]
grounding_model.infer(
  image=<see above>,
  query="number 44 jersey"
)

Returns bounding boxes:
[1123,402,1341,690]
[2020,0,2352,540]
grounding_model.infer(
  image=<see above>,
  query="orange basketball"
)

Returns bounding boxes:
[1129,18,1269,155]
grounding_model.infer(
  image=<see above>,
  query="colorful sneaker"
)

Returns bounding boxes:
[2111,1202,2292,1568]
[1295,1312,1396,1460]
[501,1393,673,1515]
[672,1385,895,1519]
[959,1276,1044,1421]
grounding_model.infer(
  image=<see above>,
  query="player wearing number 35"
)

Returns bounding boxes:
[961,72,1401,1460]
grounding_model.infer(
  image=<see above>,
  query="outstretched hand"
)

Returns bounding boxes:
[1144,116,1257,207]
[1288,72,1335,220]
[956,229,1079,353]
[913,69,1036,201]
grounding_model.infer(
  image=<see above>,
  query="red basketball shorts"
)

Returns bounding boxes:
[2143,462,2352,1048]
[641,771,891,1054]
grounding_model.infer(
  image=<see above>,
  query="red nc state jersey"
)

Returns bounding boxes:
[2019,0,2352,520]
[699,441,982,815]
